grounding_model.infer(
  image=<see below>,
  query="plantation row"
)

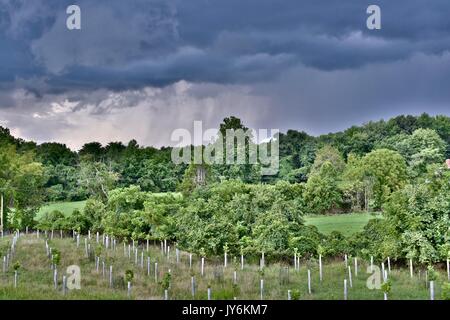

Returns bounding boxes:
[1,231,449,300]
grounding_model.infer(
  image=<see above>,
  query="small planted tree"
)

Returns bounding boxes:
[259,268,265,300]
[291,289,301,300]
[13,261,21,288]
[13,261,21,272]
[381,280,392,300]
[125,269,134,298]
[161,272,171,300]
[427,265,438,300]
[125,269,134,282]
[427,265,438,282]
[51,249,61,289]
[95,244,103,257]
[52,249,61,268]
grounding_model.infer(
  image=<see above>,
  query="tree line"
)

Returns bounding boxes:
[1,113,449,264]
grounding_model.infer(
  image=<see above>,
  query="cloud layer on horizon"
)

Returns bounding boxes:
[1,0,450,148]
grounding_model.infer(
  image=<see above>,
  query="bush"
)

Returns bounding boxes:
[321,231,350,258]
[37,210,65,231]
[124,270,134,283]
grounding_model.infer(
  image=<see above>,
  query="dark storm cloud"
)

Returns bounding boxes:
[1,0,450,149]
[1,0,450,92]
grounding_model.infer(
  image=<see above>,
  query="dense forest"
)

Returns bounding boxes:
[1,113,450,264]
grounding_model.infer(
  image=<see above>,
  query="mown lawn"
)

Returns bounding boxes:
[304,212,382,236]
[37,201,87,220]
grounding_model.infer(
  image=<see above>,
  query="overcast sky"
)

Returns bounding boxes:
[1,0,450,150]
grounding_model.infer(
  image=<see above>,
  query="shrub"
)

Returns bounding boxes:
[124,269,134,283]
[13,262,21,271]
[291,289,301,300]
[381,280,392,294]
[160,272,171,290]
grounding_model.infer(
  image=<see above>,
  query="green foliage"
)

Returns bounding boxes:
[43,164,86,202]
[320,231,350,258]
[349,218,399,260]
[52,249,61,266]
[362,149,407,209]
[2,113,450,264]
[160,272,171,290]
[289,225,322,257]
[82,198,106,232]
[427,266,438,281]
[13,261,21,271]
[137,159,179,192]
[305,162,342,214]
[79,161,119,201]
[290,289,301,300]
[0,142,45,229]
[179,164,216,196]
[381,280,392,294]
[175,180,306,258]
[37,210,66,231]
[341,154,368,211]
[101,186,182,240]
[310,145,345,175]
[124,269,134,283]
[67,209,91,234]
[394,129,446,177]
[95,245,103,257]
[352,166,450,263]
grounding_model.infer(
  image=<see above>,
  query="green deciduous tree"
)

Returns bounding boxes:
[79,161,119,201]
[305,162,342,214]
[362,149,407,210]
[0,143,45,229]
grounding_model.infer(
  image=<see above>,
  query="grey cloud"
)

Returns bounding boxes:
[0,81,272,149]
[30,0,178,73]
[2,0,450,93]
[252,52,450,135]
[3,51,450,149]
[1,0,450,147]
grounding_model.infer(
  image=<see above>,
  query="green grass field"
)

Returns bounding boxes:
[304,213,382,236]
[37,201,87,220]
[0,233,447,300]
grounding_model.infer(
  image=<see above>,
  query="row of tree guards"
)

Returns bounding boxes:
[2,229,449,300]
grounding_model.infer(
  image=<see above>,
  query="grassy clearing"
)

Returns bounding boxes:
[37,201,87,220]
[0,233,447,300]
[304,212,382,236]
